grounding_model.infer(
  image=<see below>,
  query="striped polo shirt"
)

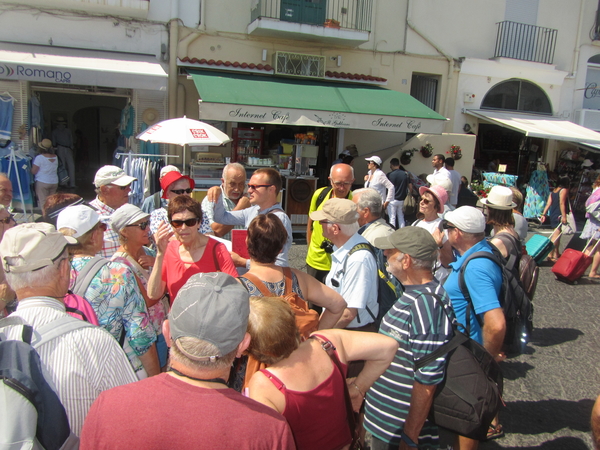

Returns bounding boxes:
[364,280,455,448]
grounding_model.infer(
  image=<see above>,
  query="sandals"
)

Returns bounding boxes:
[486,423,505,440]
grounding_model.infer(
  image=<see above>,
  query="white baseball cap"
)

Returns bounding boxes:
[443,206,486,233]
[56,205,101,238]
[365,156,382,166]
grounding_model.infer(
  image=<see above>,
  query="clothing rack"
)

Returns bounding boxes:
[6,145,32,219]
[115,152,179,160]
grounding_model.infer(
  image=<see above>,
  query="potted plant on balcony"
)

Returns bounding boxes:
[420,143,433,158]
[401,149,416,165]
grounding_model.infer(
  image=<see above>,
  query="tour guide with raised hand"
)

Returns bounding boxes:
[80,272,296,450]
[208,167,293,268]
[310,198,378,331]
[0,223,137,436]
[364,226,454,450]
[306,163,355,283]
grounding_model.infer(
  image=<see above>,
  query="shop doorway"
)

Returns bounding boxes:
[34,90,127,194]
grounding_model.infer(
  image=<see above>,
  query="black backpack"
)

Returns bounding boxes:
[343,242,399,329]
[415,295,504,440]
[458,246,534,356]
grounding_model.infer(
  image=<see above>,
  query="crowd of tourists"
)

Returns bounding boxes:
[1,155,600,450]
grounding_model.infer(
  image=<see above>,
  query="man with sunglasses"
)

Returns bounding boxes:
[200,163,250,240]
[149,171,195,236]
[208,168,292,268]
[306,164,355,283]
[442,206,505,450]
[90,165,136,258]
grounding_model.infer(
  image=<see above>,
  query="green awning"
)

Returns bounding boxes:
[188,70,447,133]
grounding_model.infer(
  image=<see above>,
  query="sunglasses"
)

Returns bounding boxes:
[0,214,14,224]
[247,184,273,191]
[126,220,150,231]
[170,218,200,228]
[170,188,194,195]
[420,198,432,205]
[442,221,457,230]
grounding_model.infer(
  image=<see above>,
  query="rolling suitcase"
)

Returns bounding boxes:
[525,224,562,264]
[551,234,600,284]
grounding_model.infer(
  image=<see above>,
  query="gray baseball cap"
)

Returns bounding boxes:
[373,226,438,261]
[169,272,250,361]
[111,204,150,234]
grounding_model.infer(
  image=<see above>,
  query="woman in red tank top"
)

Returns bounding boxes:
[246,296,398,450]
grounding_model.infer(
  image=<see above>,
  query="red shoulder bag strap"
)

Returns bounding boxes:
[240,272,273,297]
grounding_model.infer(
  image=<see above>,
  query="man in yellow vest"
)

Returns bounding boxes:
[306,163,354,283]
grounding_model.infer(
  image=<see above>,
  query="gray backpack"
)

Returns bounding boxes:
[0,315,92,449]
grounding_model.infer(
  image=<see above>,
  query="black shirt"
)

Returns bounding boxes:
[387,169,409,201]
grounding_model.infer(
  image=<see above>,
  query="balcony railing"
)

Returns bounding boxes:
[494,21,557,65]
[251,0,372,32]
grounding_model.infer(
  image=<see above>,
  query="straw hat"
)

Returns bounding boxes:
[142,108,160,126]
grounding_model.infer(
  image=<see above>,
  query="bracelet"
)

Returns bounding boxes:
[350,381,365,398]
[400,432,419,448]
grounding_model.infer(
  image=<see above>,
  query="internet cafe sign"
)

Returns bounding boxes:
[199,103,446,134]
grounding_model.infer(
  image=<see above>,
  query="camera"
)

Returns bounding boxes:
[320,239,334,254]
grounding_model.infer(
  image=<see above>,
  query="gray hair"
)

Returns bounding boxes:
[4,249,67,292]
[222,163,246,180]
[337,221,360,236]
[353,188,383,217]
[169,336,237,371]
[329,164,355,178]
[408,255,435,271]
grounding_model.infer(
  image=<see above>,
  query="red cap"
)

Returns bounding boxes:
[161,171,195,198]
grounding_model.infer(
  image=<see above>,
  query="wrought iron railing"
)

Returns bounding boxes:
[251,0,372,32]
[494,21,557,65]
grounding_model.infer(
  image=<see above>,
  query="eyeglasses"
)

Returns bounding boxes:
[109,184,129,190]
[247,184,273,191]
[170,188,193,195]
[331,181,353,187]
[126,220,150,231]
[170,218,200,228]
[0,214,14,224]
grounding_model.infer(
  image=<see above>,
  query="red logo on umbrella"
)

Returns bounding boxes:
[190,128,209,139]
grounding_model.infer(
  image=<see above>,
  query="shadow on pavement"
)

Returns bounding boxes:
[499,360,535,381]
[500,399,594,435]
[530,327,584,347]
[480,436,589,449]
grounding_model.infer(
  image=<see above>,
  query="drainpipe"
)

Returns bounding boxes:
[570,0,585,78]
[199,0,206,30]
[168,0,180,164]
[405,0,455,124]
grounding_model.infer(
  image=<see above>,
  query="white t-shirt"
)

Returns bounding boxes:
[33,154,59,184]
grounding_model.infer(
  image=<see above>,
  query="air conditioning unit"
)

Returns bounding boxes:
[575,109,600,132]
[273,52,325,79]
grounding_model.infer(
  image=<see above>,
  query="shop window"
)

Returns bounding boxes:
[410,74,439,111]
[481,79,551,114]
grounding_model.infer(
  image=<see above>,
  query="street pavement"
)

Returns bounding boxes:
[288,228,599,450]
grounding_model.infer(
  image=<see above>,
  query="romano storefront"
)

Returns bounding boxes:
[0,42,168,188]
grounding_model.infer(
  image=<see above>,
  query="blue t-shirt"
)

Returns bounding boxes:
[444,239,502,344]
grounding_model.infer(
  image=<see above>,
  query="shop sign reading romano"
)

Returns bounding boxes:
[199,103,446,134]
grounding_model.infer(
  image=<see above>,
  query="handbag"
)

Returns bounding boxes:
[57,157,69,186]
[563,199,577,235]
[403,192,417,215]
[415,295,504,441]
[310,334,363,450]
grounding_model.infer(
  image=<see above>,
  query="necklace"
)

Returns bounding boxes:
[168,367,227,386]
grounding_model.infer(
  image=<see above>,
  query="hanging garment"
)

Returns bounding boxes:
[120,104,135,138]
[524,170,550,219]
[2,152,33,210]
[28,96,44,132]
[138,123,159,155]
[0,94,15,140]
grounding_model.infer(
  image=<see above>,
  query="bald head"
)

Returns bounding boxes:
[0,174,12,207]
[328,164,355,199]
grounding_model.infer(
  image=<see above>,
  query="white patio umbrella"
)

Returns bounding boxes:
[136,116,232,173]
